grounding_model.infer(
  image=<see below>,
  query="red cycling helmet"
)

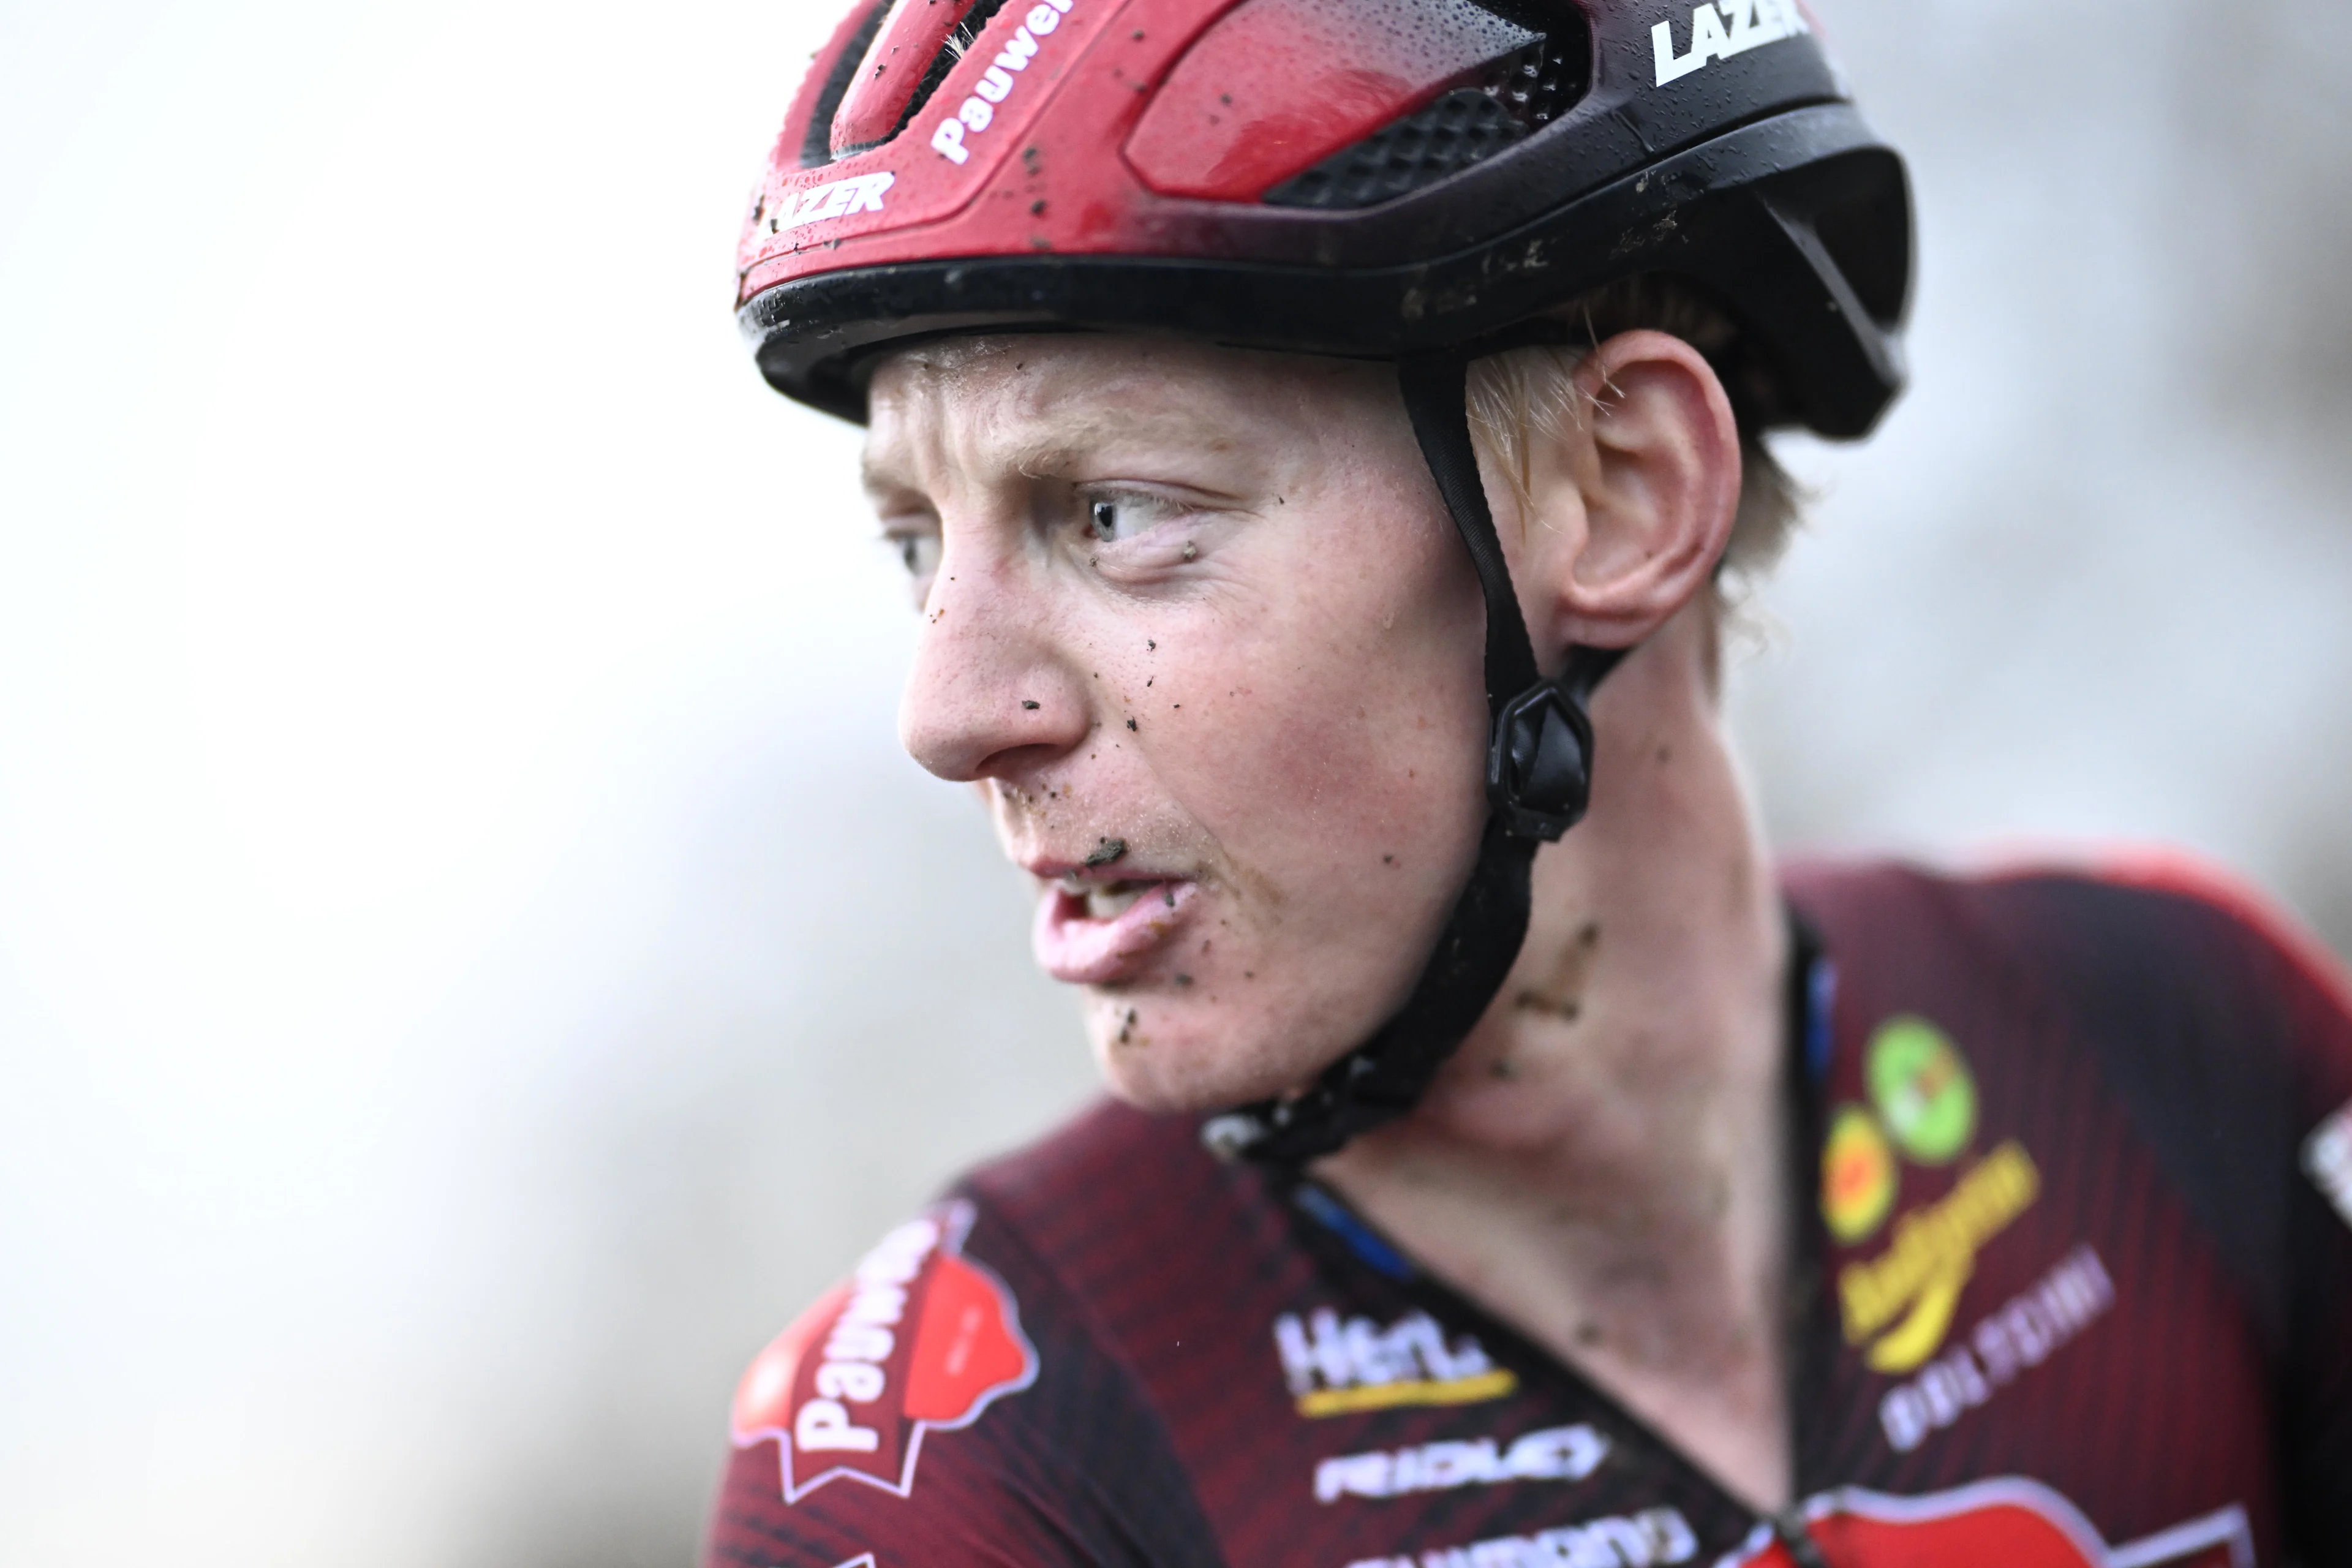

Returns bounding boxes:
[736,0,1911,1164]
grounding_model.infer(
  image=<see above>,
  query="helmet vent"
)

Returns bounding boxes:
[803,0,893,168]
[1268,85,1525,209]
[1265,9,1588,210]
[805,0,1014,165]
[865,0,1016,156]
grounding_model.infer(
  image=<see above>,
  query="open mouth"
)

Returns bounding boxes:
[1064,877,1159,921]
[1033,874,1197,985]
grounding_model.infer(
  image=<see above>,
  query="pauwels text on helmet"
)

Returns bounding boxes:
[931,0,1077,166]
[1652,0,1809,88]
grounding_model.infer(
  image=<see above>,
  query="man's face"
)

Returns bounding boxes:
[863,334,1492,1113]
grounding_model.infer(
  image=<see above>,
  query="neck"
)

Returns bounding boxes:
[1315,603,1796,1509]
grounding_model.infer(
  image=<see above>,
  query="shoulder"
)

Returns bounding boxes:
[1787,845,2352,1326]
[1790,848,2352,1553]
[1785,843,2352,1063]
[959,1095,1240,1250]
[704,1102,1232,1568]
[1785,846,2352,1180]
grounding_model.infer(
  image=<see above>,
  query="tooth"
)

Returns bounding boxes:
[1085,883,1144,920]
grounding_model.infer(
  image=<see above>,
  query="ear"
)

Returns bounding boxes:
[1507,329,1743,658]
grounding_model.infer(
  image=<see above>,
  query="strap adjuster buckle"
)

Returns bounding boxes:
[1487,679,1596,842]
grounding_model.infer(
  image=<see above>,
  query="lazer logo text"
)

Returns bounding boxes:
[769,173,894,235]
[1652,0,1809,86]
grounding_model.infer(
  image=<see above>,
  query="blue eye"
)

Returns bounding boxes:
[1087,492,1172,543]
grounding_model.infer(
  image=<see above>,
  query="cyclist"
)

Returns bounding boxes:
[706,0,2352,1562]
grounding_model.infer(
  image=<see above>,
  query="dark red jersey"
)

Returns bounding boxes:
[706,858,2352,1568]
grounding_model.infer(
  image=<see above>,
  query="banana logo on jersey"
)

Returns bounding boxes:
[1839,1140,2040,1374]
[1821,1015,2037,1374]
[730,1200,1037,1503]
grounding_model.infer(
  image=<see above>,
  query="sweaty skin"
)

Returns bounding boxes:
[863,331,1795,1509]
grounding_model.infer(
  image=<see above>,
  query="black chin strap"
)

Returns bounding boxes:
[1201,352,1626,1167]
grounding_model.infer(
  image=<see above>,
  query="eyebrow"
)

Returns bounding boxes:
[859,430,923,498]
[860,379,1254,500]
[1008,401,1234,469]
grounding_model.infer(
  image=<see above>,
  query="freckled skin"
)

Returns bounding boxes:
[867,336,1489,1111]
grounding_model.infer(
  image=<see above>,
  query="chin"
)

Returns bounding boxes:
[1079,989,1355,1118]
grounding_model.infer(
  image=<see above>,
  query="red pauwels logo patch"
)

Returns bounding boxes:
[1726,1479,2253,1568]
[729,1200,1038,1502]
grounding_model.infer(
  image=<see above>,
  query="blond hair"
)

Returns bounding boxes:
[1463,276,1801,597]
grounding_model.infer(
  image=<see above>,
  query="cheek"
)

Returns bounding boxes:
[1087,573,1490,1110]
[1191,505,1486,875]
[1175,644,1482,878]
[1144,508,1490,969]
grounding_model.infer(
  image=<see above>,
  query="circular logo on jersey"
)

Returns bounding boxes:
[1867,1016,1977,1164]
[1822,1103,1898,1243]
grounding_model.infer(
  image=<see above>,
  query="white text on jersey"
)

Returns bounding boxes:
[1316,1423,1610,1502]
[1273,1307,1515,1417]
[1346,1506,1698,1568]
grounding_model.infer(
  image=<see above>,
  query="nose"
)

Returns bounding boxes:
[898,550,1091,784]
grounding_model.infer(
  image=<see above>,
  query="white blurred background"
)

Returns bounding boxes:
[0,1,2343,1562]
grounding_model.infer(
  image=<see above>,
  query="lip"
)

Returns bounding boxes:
[1030,873,1199,985]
